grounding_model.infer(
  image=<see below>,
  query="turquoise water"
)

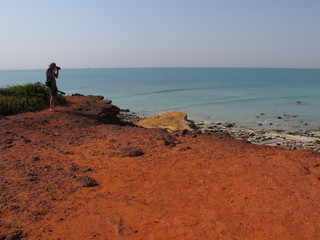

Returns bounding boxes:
[1,68,320,130]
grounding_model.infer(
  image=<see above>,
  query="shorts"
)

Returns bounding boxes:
[50,86,58,96]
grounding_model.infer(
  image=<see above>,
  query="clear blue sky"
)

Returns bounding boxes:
[1,0,320,69]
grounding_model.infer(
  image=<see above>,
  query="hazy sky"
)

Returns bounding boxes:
[1,0,320,69]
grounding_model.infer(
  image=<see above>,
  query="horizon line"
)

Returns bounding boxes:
[1,66,320,71]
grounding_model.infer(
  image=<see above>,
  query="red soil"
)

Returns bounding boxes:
[1,95,320,240]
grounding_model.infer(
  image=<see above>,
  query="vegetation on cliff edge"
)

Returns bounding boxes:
[0,82,66,116]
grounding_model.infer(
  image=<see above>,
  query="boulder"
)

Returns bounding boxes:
[99,104,120,124]
[136,112,195,132]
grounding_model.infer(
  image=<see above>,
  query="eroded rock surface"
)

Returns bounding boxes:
[136,111,195,131]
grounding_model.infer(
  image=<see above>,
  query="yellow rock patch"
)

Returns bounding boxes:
[136,111,194,132]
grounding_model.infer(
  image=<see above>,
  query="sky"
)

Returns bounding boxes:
[0,0,320,70]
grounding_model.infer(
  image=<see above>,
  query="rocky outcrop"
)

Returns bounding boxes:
[136,111,195,132]
[67,95,121,124]
[99,104,120,124]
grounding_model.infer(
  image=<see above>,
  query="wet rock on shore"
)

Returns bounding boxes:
[118,110,320,152]
[197,121,320,152]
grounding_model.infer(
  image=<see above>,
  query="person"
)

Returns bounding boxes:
[46,62,60,111]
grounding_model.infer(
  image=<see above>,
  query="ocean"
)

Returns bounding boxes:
[1,68,320,131]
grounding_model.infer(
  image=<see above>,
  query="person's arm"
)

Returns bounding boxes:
[55,69,59,78]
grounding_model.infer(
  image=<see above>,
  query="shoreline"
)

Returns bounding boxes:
[118,109,320,152]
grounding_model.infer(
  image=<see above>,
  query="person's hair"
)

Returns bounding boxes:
[49,62,56,68]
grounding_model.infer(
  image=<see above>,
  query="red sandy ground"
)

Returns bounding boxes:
[1,96,320,240]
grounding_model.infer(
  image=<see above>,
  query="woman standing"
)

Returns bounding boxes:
[46,62,60,111]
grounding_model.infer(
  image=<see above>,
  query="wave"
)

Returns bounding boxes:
[112,86,267,100]
[153,95,319,112]
[113,87,208,99]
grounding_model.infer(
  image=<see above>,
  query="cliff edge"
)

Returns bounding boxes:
[1,95,320,240]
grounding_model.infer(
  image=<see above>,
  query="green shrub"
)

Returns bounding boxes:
[0,82,66,116]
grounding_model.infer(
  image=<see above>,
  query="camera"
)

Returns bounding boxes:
[56,66,61,70]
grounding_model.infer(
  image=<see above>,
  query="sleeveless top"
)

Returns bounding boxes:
[46,68,57,88]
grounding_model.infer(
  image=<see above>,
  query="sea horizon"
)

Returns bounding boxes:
[1,67,320,132]
[1,66,320,71]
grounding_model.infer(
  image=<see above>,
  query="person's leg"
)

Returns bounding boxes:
[49,87,58,111]
[50,96,57,111]
[50,96,53,110]
[52,96,57,109]
[50,96,56,110]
